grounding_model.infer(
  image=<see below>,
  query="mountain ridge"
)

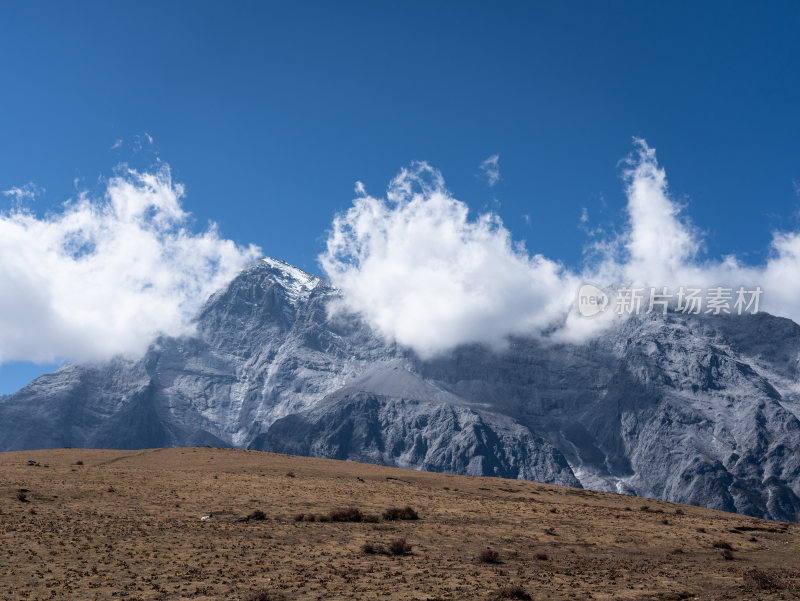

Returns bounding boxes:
[2,256,800,521]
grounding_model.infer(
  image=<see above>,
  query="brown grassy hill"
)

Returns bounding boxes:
[1,447,798,601]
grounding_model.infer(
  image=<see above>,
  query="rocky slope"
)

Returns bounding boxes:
[2,257,799,520]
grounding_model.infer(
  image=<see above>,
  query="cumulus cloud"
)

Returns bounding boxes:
[479,154,500,187]
[0,166,260,364]
[321,139,800,356]
[320,162,578,357]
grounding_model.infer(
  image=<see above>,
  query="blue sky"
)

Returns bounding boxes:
[1,1,799,392]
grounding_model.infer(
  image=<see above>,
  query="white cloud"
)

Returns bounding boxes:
[0,166,260,364]
[320,162,577,357]
[479,154,500,187]
[321,140,800,356]
[3,182,44,205]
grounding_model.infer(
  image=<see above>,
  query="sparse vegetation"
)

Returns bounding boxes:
[478,548,501,564]
[1,447,797,601]
[721,549,735,561]
[712,540,733,550]
[74,460,84,466]
[16,491,28,503]
[247,510,267,521]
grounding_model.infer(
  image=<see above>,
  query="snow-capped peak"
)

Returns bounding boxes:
[262,257,321,301]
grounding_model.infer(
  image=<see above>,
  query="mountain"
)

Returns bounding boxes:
[2,257,800,521]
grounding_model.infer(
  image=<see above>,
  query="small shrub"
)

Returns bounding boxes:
[662,518,670,525]
[303,513,317,522]
[388,538,412,556]
[478,548,502,564]
[712,540,733,550]
[534,552,548,561]
[743,568,781,591]
[675,508,684,515]
[16,491,28,503]
[696,527,707,533]
[285,472,295,478]
[382,506,419,521]
[247,510,267,521]
[549,507,558,513]
[496,585,532,600]
[640,505,650,512]
[74,460,84,466]
[243,591,286,601]
[721,549,734,561]
[361,542,386,555]
[293,513,305,522]
[328,507,363,522]
[362,513,380,523]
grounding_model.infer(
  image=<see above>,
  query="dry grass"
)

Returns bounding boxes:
[0,447,798,601]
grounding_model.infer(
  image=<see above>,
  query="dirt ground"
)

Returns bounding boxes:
[0,447,798,601]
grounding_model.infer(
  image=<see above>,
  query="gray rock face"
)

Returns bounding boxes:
[2,257,800,520]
